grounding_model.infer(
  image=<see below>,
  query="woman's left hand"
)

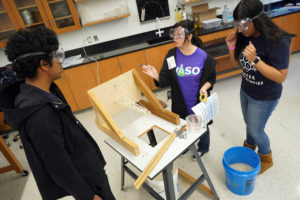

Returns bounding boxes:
[243,41,257,63]
[199,88,207,102]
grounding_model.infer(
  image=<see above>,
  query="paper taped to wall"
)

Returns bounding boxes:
[191,93,218,124]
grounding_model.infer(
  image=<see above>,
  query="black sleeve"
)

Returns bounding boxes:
[206,55,217,90]
[155,50,174,88]
[26,106,94,200]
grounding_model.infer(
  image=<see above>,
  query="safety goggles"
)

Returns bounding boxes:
[233,10,264,32]
[169,27,189,39]
[13,48,65,64]
[50,49,65,64]
[234,18,252,32]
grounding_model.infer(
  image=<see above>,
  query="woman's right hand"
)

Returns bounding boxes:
[142,65,159,81]
[225,31,237,48]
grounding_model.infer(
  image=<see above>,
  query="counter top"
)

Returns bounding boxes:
[63,9,300,70]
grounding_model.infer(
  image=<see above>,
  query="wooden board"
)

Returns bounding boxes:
[88,70,142,124]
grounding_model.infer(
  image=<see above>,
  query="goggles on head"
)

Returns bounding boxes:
[234,10,264,32]
[13,48,65,64]
[169,27,190,39]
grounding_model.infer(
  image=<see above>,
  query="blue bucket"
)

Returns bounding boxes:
[222,146,261,195]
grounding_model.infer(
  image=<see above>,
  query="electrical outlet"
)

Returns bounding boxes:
[87,36,92,43]
[93,35,98,42]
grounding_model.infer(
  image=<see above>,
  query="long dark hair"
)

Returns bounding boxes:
[233,0,288,60]
[173,19,203,48]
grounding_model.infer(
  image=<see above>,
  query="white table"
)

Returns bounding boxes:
[105,110,219,200]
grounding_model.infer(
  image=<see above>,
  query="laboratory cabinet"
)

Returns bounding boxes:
[63,63,98,111]
[54,72,78,112]
[144,43,174,90]
[0,0,81,47]
[92,57,122,84]
[272,12,300,52]
[117,50,151,88]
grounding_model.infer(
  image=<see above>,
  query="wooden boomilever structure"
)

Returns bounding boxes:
[88,69,180,156]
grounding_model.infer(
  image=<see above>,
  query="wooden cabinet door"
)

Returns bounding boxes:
[92,57,122,84]
[40,0,81,34]
[117,50,151,88]
[199,28,234,43]
[217,54,238,73]
[63,63,98,110]
[0,112,11,132]
[54,72,78,112]
[6,0,51,30]
[144,42,174,90]
[272,16,284,28]
[283,12,300,52]
[0,0,20,47]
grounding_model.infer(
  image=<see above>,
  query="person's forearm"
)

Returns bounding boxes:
[229,49,240,66]
[254,60,288,83]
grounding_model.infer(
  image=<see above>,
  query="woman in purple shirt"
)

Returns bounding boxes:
[143,20,217,159]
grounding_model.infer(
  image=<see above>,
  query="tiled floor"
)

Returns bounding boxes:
[1,52,300,200]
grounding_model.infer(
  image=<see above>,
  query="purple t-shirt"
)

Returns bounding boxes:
[176,47,207,114]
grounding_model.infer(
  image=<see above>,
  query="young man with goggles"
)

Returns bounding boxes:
[0,27,115,200]
[226,0,291,175]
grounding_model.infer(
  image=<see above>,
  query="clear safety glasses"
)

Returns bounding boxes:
[13,48,65,64]
[169,27,188,39]
[233,18,252,32]
[234,10,264,32]
[50,49,65,64]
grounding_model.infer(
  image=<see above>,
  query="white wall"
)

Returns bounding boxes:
[0,0,241,66]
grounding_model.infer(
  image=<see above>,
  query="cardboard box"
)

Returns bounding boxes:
[192,3,219,28]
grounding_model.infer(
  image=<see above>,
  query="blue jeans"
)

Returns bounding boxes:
[240,89,279,154]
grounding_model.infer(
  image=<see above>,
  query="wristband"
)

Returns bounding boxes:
[228,46,236,50]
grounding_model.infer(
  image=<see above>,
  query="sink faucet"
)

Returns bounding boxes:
[155,17,164,37]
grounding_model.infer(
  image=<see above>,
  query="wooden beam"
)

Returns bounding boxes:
[139,100,180,125]
[178,168,214,199]
[88,91,125,138]
[0,137,24,174]
[95,120,140,155]
[134,132,176,190]
[132,69,163,110]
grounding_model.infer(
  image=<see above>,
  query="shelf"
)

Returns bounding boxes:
[48,0,65,4]
[18,4,37,10]
[0,10,7,14]
[184,0,202,5]
[83,13,130,27]
[54,15,72,21]
[0,27,14,33]
[25,21,44,27]
[216,68,242,80]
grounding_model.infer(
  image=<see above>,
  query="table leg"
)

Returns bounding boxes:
[121,156,125,191]
[190,144,219,200]
[162,162,176,200]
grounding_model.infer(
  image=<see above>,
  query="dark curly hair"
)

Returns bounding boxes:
[233,0,289,60]
[173,19,203,48]
[4,27,59,79]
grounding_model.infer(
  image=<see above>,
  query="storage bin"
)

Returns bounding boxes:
[202,18,222,29]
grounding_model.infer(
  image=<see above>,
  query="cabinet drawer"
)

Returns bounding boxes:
[199,28,234,42]
[218,55,236,72]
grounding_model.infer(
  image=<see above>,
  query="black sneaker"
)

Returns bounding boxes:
[180,149,189,158]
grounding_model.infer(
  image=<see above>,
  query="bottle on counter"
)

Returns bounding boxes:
[222,5,233,23]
